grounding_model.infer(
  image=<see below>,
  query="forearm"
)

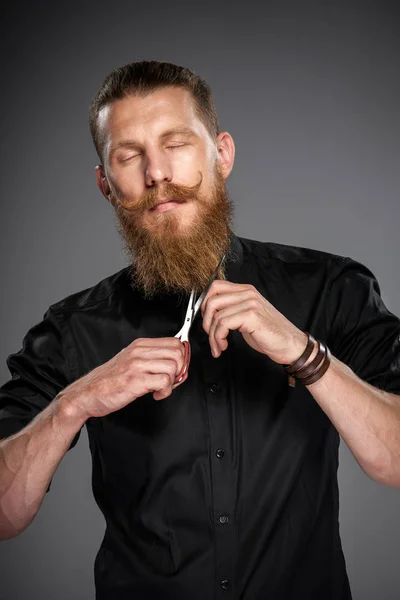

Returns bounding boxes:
[0,394,87,540]
[305,349,400,486]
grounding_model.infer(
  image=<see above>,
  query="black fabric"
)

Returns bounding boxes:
[1,233,400,600]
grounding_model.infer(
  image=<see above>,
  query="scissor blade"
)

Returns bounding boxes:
[174,288,196,341]
[193,253,226,318]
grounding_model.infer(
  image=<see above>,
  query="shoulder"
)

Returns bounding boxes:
[237,235,347,267]
[47,266,131,315]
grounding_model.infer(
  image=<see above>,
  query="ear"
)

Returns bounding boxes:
[95,165,112,203]
[216,131,235,179]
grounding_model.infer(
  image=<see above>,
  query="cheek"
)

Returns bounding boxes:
[172,149,208,183]
[110,169,142,199]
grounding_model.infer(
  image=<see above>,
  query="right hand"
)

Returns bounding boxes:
[58,337,187,420]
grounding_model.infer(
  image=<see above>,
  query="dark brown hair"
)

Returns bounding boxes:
[89,60,220,163]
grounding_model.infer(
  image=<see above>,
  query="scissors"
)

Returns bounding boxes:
[174,254,226,385]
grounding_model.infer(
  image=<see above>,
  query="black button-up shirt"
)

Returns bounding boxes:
[1,233,400,599]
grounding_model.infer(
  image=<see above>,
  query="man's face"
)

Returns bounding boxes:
[96,86,235,298]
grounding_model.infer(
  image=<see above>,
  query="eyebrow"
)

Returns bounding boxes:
[109,126,197,155]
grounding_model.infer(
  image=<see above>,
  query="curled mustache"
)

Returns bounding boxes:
[115,172,203,213]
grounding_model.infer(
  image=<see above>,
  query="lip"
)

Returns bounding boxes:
[151,201,181,213]
[150,198,184,211]
[154,197,174,206]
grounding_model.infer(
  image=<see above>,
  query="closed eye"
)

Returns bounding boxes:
[118,144,186,161]
[119,154,139,162]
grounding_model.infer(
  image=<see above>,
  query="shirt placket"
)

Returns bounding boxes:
[199,338,238,598]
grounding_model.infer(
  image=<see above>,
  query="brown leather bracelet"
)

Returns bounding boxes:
[284,332,332,387]
[296,341,326,381]
[284,332,315,374]
[301,346,332,385]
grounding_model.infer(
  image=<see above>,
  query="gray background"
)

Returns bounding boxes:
[1,1,399,598]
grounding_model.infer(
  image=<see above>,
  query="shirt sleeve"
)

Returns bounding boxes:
[0,307,82,492]
[325,256,400,394]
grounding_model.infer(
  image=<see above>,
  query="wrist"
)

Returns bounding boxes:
[281,330,309,365]
[284,331,332,387]
[55,391,90,427]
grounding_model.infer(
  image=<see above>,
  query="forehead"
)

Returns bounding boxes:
[99,87,206,147]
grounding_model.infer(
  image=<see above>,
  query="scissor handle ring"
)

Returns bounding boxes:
[174,341,191,384]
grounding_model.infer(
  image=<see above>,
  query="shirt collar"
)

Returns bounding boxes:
[224,231,243,283]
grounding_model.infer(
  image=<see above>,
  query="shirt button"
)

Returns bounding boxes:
[210,383,220,393]
[221,579,230,590]
[219,514,229,524]
[216,448,225,459]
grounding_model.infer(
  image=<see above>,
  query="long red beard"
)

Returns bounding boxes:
[113,165,235,298]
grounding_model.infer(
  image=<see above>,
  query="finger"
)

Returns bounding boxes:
[208,305,239,356]
[153,364,189,398]
[201,281,254,316]
[209,304,255,356]
[171,366,189,390]
[147,373,174,401]
[131,337,185,351]
[138,358,181,385]
[131,346,185,372]
[202,289,254,334]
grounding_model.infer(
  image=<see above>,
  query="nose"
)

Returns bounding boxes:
[144,151,173,187]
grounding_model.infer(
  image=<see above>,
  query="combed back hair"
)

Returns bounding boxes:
[89,60,220,163]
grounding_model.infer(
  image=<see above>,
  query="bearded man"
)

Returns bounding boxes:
[1,60,400,600]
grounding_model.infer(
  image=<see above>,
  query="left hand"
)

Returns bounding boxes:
[200,280,308,365]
